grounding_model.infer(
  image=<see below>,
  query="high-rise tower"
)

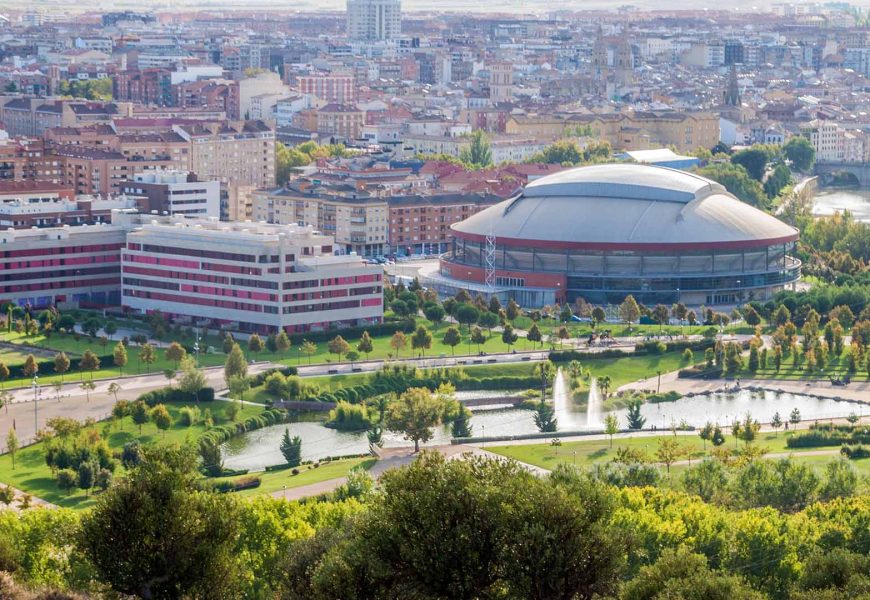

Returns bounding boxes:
[346,0,402,42]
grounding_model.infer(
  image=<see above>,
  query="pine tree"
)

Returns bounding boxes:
[280,428,302,467]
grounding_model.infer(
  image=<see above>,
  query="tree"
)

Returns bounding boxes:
[5,428,18,469]
[165,342,186,368]
[652,304,670,330]
[422,302,445,325]
[247,334,264,355]
[604,413,619,447]
[151,404,172,438]
[79,349,100,380]
[477,310,499,334]
[730,147,768,181]
[442,326,461,356]
[470,326,486,354]
[79,446,241,599]
[619,295,641,331]
[526,322,542,348]
[656,438,685,474]
[0,361,8,389]
[386,387,446,452]
[300,340,317,364]
[112,341,128,375]
[789,408,801,428]
[53,352,70,382]
[328,335,350,361]
[451,408,473,438]
[275,331,291,356]
[458,129,493,168]
[138,343,156,374]
[783,135,815,171]
[771,411,783,436]
[107,382,122,403]
[622,548,764,600]
[77,461,97,495]
[626,399,646,430]
[177,356,206,401]
[82,317,101,337]
[711,425,726,446]
[222,332,236,354]
[57,469,77,495]
[505,299,520,322]
[112,400,130,429]
[534,400,558,432]
[131,400,149,434]
[696,162,766,207]
[411,325,433,357]
[699,421,714,449]
[501,324,518,350]
[591,306,606,329]
[280,428,302,466]
[104,321,118,340]
[22,354,38,378]
[357,331,374,359]
[224,343,248,386]
[455,303,480,332]
[737,413,760,445]
[79,380,96,402]
[389,331,407,358]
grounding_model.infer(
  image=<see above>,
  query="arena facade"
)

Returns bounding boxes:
[421,164,800,307]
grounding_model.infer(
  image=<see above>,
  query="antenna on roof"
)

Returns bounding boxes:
[485,216,496,293]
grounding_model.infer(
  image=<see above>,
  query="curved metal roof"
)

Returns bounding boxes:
[452,164,798,250]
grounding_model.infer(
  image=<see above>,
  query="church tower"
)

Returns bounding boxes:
[724,64,740,106]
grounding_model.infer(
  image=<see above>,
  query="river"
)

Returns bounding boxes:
[812,188,870,221]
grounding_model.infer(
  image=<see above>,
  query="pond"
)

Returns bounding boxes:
[221,387,867,471]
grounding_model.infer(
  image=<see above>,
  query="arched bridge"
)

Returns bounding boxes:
[814,162,870,187]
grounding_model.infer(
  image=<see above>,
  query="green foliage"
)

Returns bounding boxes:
[326,401,372,431]
[783,135,815,171]
[280,428,302,467]
[458,129,493,168]
[695,162,766,207]
[730,147,770,181]
[626,400,646,430]
[534,400,558,433]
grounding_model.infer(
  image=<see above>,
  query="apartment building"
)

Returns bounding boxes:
[316,104,365,141]
[0,223,125,309]
[252,188,500,256]
[252,188,389,257]
[0,137,62,182]
[399,133,547,164]
[346,0,402,42]
[802,120,844,162]
[298,73,357,104]
[173,120,276,187]
[52,146,176,197]
[0,99,133,137]
[118,212,383,333]
[121,170,220,218]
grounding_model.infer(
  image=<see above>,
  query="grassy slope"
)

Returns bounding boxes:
[214,457,377,497]
[0,400,262,509]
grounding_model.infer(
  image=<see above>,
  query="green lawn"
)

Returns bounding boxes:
[487,431,834,471]
[214,457,377,498]
[0,331,226,388]
[0,400,263,509]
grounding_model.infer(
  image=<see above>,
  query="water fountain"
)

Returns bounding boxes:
[586,377,603,429]
[552,368,577,429]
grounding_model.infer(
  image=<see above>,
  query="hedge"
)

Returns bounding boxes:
[549,349,633,362]
[213,475,261,493]
[455,376,541,391]
[634,339,715,355]
[786,426,870,448]
[677,366,723,379]
[199,407,289,448]
[841,444,870,460]
[138,386,215,407]
[248,366,298,388]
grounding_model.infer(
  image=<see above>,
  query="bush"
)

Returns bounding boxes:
[138,386,215,407]
[178,406,201,427]
[326,401,372,431]
[212,476,261,493]
[841,444,870,459]
[787,426,870,449]
[677,365,723,379]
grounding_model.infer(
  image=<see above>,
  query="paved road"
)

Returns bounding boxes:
[0,362,277,450]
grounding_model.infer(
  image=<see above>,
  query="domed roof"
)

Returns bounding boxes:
[451,164,798,250]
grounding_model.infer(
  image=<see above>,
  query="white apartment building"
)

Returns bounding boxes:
[803,120,844,162]
[399,134,546,164]
[124,170,220,218]
[346,0,402,42]
[117,212,383,333]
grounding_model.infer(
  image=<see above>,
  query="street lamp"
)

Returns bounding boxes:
[32,375,39,434]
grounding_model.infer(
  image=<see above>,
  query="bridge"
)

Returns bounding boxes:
[814,162,870,187]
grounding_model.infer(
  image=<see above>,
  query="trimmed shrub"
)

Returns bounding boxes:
[841,444,870,459]
[212,475,261,493]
